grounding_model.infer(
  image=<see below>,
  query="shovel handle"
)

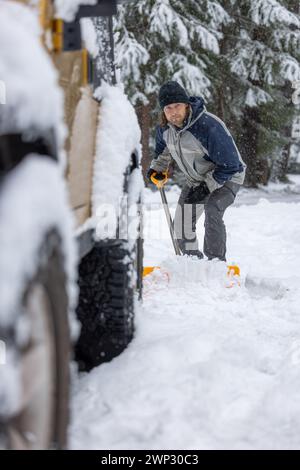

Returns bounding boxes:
[159,186,182,256]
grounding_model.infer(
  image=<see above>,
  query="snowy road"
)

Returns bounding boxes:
[70,179,300,450]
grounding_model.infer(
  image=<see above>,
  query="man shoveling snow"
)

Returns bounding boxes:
[147,80,247,262]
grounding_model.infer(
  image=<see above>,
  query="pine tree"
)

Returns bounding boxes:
[115,0,300,186]
[114,0,229,177]
[216,0,300,185]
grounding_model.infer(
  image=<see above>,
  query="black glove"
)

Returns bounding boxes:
[185,181,210,204]
[146,168,166,182]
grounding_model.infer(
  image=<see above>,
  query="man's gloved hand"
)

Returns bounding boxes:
[146,168,168,187]
[147,168,165,182]
[185,181,210,204]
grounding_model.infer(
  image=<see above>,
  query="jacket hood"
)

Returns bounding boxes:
[189,96,206,120]
[178,96,205,131]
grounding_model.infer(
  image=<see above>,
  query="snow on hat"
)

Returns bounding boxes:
[159,81,189,109]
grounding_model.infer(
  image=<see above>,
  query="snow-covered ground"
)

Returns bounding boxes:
[70,175,300,450]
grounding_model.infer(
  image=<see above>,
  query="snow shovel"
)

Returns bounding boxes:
[142,172,241,285]
[143,171,181,278]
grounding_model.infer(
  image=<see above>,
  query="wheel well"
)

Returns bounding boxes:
[0,131,57,183]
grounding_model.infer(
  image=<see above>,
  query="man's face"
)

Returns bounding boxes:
[163,103,189,127]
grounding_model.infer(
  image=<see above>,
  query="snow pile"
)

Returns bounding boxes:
[0,2,66,153]
[70,185,300,450]
[143,257,231,292]
[162,257,229,288]
[91,83,143,241]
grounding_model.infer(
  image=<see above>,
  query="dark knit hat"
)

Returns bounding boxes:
[159,81,189,109]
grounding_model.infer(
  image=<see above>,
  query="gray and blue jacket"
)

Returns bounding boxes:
[150,96,246,192]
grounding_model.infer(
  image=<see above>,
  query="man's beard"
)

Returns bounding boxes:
[168,107,189,126]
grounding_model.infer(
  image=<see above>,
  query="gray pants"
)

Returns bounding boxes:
[174,181,240,261]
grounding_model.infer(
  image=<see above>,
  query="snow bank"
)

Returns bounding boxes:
[70,187,300,450]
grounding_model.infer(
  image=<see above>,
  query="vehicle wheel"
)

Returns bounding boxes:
[0,155,75,450]
[1,230,70,450]
[75,235,142,371]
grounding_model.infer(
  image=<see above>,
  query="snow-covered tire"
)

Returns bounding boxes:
[0,155,77,449]
[1,231,70,450]
[75,237,142,371]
